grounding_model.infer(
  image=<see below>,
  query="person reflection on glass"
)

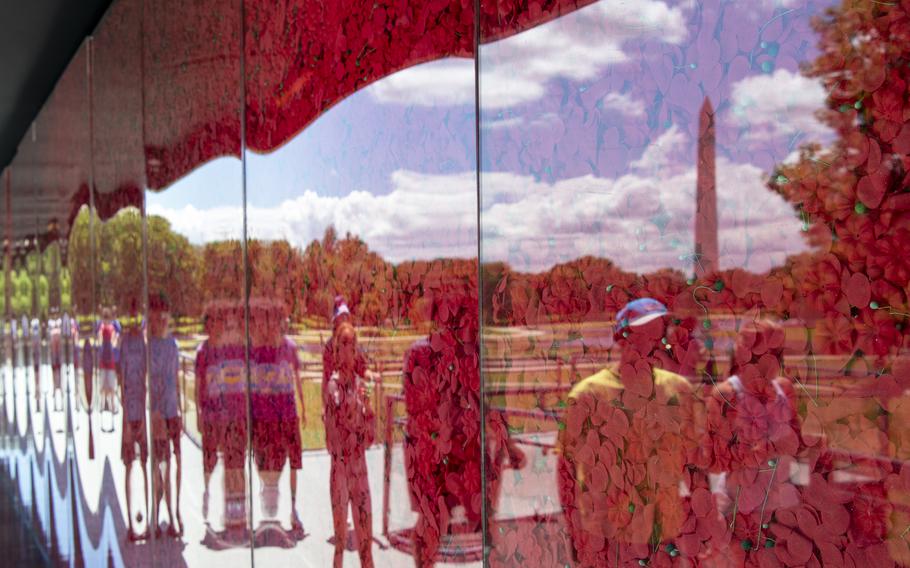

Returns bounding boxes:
[62,309,76,367]
[195,301,248,540]
[48,307,64,412]
[706,320,802,559]
[10,317,18,368]
[118,300,149,542]
[98,307,120,421]
[30,314,41,376]
[148,294,183,537]
[325,321,375,568]
[401,274,484,568]
[323,296,370,406]
[557,298,698,566]
[250,298,305,539]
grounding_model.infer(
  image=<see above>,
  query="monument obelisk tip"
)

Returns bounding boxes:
[694,97,718,278]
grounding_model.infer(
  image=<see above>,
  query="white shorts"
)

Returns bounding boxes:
[101,368,117,391]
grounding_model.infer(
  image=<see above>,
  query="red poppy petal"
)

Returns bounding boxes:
[857,171,888,209]
[844,272,872,308]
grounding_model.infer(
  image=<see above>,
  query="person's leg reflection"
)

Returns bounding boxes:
[350,453,374,568]
[173,425,182,534]
[331,454,350,568]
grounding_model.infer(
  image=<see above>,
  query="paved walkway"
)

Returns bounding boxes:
[0,360,567,567]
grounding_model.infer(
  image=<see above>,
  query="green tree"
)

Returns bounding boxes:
[67,206,94,317]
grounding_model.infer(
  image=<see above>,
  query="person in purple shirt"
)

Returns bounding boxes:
[148,294,183,537]
[250,298,304,534]
[195,300,247,532]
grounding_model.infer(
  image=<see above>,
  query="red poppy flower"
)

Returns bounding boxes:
[873,228,910,286]
[813,313,856,354]
[849,484,891,546]
[855,307,901,357]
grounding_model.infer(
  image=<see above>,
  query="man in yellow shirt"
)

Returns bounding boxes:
[557,298,700,566]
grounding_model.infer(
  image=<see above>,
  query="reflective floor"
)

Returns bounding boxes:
[3,0,910,566]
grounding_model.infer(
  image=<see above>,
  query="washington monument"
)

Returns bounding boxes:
[694,97,718,277]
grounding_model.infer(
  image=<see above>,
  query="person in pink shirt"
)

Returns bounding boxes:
[195,301,247,534]
[250,298,304,535]
[97,307,120,425]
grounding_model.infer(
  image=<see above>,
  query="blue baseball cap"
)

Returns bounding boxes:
[615,298,668,336]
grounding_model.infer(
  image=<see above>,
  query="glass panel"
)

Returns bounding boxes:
[143,0,248,565]
[88,0,160,564]
[0,39,94,566]
[3,1,908,566]
[242,1,480,564]
[34,43,93,566]
[480,0,910,566]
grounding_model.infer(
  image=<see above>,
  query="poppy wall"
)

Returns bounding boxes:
[1,0,909,566]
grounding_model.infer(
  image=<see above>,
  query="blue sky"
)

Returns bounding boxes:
[148,0,837,273]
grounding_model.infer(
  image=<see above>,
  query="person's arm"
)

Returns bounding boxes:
[116,336,125,392]
[291,343,304,426]
[321,341,333,408]
[194,346,206,422]
[173,341,182,417]
[356,347,369,376]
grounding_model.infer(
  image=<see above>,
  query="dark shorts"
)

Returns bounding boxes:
[121,419,149,465]
[253,418,302,472]
[152,416,182,461]
[202,417,248,473]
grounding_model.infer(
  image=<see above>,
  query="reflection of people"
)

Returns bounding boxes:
[557,298,699,565]
[148,294,182,537]
[402,275,482,568]
[9,317,18,367]
[30,315,41,374]
[250,298,304,534]
[324,322,375,568]
[82,337,96,459]
[322,296,370,406]
[48,309,64,411]
[62,310,72,365]
[118,303,149,542]
[31,316,42,411]
[98,307,120,418]
[706,320,802,559]
[195,301,247,534]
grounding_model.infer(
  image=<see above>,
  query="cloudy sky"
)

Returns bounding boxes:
[147,0,836,274]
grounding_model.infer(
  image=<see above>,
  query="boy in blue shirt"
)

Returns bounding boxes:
[118,301,149,541]
[149,294,183,537]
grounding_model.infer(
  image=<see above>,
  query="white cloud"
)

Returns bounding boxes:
[368,58,475,107]
[762,0,800,7]
[478,155,808,274]
[484,116,524,130]
[482,111,562,130]
[480,0,686,109]
[630,126,688,174]
[729,68,832,143]
[369,0,687,109]
[152,154,806,275]
[600,92,646,118]
[149,171,479,264]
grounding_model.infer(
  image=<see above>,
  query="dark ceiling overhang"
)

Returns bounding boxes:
[0,0,114,171]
